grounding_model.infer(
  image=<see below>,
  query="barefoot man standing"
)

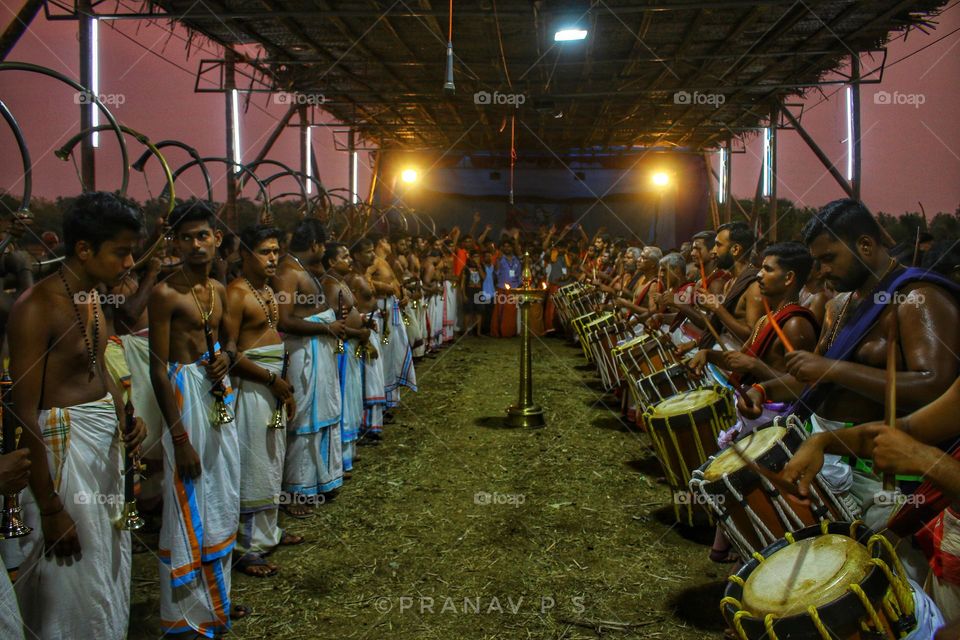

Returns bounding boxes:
[224,225,302,578]
[148,201,243,637]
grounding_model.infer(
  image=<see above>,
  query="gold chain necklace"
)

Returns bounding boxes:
[183,270,215,322]
[748,297,797,347]
[824,257,899,351]
[244,277,278,328]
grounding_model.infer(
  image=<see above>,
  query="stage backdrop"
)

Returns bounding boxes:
[373,149,710,250]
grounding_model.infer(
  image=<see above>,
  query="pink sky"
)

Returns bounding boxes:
[0,5,958,215]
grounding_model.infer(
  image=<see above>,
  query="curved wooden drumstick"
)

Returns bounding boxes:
[883,310,899,491]
[762,297,795,353]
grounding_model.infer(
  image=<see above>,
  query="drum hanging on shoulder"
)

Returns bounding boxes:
[690,415,857,560]
[641,386,736,524]
[721,521,935,640]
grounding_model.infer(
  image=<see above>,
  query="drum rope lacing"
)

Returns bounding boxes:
[721,521,917,640]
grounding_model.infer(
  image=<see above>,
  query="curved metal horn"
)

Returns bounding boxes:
[0,99,31,216]
[56,124,176,219]
[132,140,212,203]
[0,61,128,195]
[165,157,272,219]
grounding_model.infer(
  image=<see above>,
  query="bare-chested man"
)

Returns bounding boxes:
[321,244,371,477]
[349,239,387,443]
[273,220,346,515]
[225,224,302,578]
[742,199,960,532]
[10,192,147,638]
[147,201,244,636]
[368,234,417,407]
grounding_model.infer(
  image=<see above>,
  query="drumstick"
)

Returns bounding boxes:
[883,311,898,492]
[762,297,795,353]
[698,255,708,291]
[727,435,811,504]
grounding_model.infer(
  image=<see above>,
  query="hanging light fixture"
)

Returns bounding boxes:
[444,0,455,95]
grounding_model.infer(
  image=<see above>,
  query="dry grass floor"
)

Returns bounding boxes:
[130,334,729,639]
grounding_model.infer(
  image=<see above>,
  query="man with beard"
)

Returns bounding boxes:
[274,221,346,515]
[690,242,819,438]
[743,199,960,532]
[321,245,371,476]
[696,222,762,346]
[349,240,388,442]
[225,225,301,578]
[10,192,147,639]
[147,201,243,636]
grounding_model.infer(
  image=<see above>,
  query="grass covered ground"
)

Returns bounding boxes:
[130,335,729,639]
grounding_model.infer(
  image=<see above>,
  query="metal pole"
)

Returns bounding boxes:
[0,0,44,61]
[299,105,308,181]
[224,49,237,228]
[850,55,862,200]
[769,102,778,241]
[78,0,95,190]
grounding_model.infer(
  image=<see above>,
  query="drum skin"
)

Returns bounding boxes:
[698,426,841,557]
[722,522,915,640]
[642,387,736,517]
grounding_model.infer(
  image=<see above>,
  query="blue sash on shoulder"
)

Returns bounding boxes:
[789,267,960,420]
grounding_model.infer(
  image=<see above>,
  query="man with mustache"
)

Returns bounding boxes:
[147,200,245,636]
[741,199,960,533]
[224,225,302,578]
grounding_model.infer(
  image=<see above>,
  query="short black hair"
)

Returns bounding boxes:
[289,219,325,252]
[717,221,754,255]
[239,225,281,254]
[692,230,716,249]
[321,242,346,269]
[62,191,142,256]
[801,199,882,246]
[352,238,374,255]
[169,199,217,234]
[762,241,814,287]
